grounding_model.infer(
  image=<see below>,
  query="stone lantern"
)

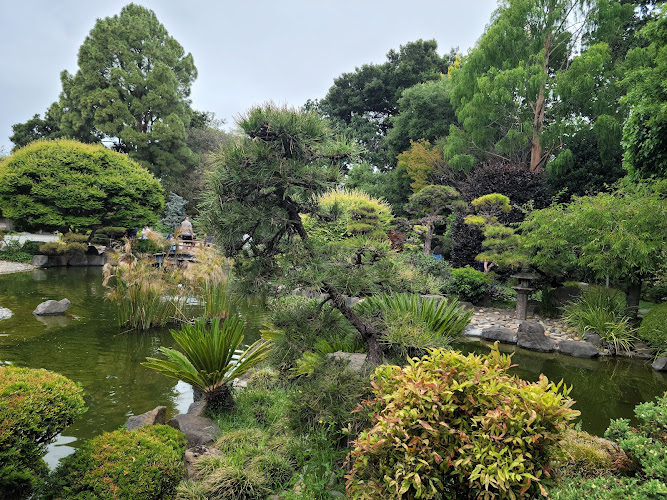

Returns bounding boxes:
[511,272,539,320]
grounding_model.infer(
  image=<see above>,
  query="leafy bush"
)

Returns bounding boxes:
[395,250,451,281]
[0,238,39,263]
[38,241,87,255]
[638,302,667,352]
[562,285,636,352]
[345,348,580,499]
[354,293,472,357]
[43,425,186,500]
[443,265,491,303]
[0,366,86,499]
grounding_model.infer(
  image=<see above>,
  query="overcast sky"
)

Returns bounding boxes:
[0,0,498,154]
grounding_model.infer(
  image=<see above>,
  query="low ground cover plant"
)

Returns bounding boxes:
[345,347,580,499]
[0,366,86,499]
[42,425,186,500]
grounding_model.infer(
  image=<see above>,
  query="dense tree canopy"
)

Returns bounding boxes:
[0,140,164,232]
[520,181,667,314]
[621,6,667,179]
[11,4,198,182]
[319,39,454,168]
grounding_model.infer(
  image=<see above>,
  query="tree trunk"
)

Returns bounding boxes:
[530,15,553,173]
[424,222,433,256]
[625,279,642,321]
[321,282,384,365]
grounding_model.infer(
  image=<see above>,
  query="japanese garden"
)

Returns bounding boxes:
[1,1,666,499]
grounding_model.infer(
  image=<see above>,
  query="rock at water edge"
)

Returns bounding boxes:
[517,321,555,353]
[481,327,517,345]
[33,298,71,316]
[167,414,222,448]
[125,406,167,431]
[558,340,599,358]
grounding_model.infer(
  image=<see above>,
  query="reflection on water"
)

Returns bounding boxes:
[455,339,667,436]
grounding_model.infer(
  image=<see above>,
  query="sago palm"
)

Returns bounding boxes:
[142,316,271,412]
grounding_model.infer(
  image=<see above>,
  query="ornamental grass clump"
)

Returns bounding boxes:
[345,347,580,499]
[562,285,636,352]
[354,293,472,357]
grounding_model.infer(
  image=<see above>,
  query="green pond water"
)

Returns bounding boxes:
[1,267,666,465]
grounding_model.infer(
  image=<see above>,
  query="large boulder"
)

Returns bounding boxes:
[0,307,12,321]
[652,357,667,372]
[480,327,516,345]
[326,351,367,372]
[31,255,49,268]
[125,406,167,431]
[550,285,582,306]
[517,321,555,353]
[67,252,88,266]
[558,340,599,358]
[33,298,71,316]
[167,413,222,447]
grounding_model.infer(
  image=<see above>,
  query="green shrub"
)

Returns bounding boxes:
[605,391,667,482]
[345,347,580,499]
[61,232,88,243]
[443,265,491,303]
[354,293,472,358]
[0,366,86,499]
[554,429,616,479]
[37,241,87,255]
[638,302,667,351]
[288,359,372,440]
[43,425,186,500]
[562,285,636,352]
[265,296,360,372]
[0,238,41,263]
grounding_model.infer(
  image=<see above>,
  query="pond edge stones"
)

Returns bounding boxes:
[516,321,555,353]
[33,298,71,315]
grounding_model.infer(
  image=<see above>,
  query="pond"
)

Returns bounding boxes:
[1,267,666,464]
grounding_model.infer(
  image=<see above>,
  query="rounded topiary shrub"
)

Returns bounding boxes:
[638,302,667,351]
[43,425,186,500]
[0,366,86,499]
[0,139,164,233]
[345,348,580,499]
[444,265,491,303]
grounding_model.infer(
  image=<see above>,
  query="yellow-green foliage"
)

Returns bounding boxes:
[0,366,86,498]
[345,348,580,499]
[44,425,186,500]
[0,139,164,232]
[556,429,617,479]
[303,189,393,242]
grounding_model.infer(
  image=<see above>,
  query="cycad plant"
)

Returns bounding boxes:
[142,317,271,413]
[355,293,472,358]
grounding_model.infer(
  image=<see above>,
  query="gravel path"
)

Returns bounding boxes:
[0,260,35,274]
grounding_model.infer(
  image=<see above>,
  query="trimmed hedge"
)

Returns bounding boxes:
[43,425,186,500]
[638,302,667,351]
[444,265,491,303]
[0,366,86,498]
